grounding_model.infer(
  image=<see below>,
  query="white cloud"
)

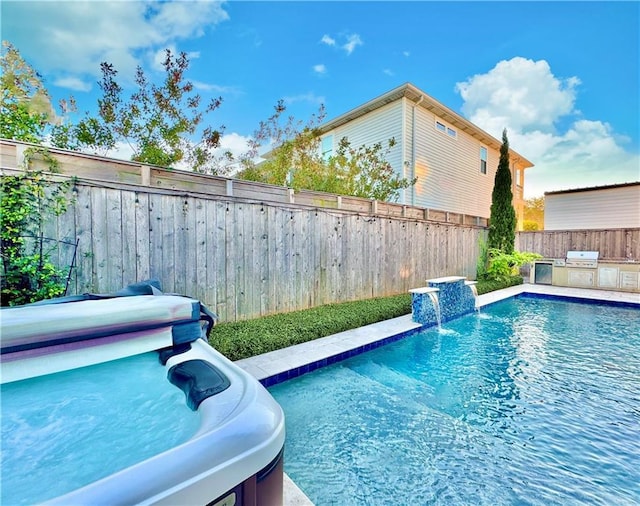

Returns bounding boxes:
[151,45,177,72]
[4,1,229,81]
[53,76,92,92]
[191,80,239,94]
[403,51,410,58]
[455,57,639,197]
[313,64,327,75]
[103,141,138,162]
[283,93,325,105]
[320,34,336,46]
[456,57,579,133]
[193,132,253,174]
[320,32,363,55]
[102,133,253,174]
[383,69,394,77]
[342,34,363,55]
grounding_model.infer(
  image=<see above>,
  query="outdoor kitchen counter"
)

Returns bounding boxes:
[551,260,640,293]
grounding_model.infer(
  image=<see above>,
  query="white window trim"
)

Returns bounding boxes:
[480,146,488,175]
[435,120,457,139]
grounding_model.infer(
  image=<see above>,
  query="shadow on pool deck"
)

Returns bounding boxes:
[237,283,639,506]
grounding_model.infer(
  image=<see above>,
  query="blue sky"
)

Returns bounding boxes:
[2,0,639,197]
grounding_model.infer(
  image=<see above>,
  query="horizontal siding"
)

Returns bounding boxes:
[326,101,404,196]
[411,106,498,218]
[545,185,640,230]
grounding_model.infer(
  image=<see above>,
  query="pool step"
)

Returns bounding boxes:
[348,360,437,408]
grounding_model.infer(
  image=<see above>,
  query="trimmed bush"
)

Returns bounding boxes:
[209,294,411,361]
[210,277,524,361]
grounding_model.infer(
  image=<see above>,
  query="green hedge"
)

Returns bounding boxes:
[476,275,523,295]
[209,276,524,361]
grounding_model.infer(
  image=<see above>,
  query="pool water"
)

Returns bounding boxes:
[269,297,640,505]
[1,352,200,505]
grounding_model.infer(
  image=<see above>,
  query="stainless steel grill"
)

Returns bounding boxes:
[565,250,599,268]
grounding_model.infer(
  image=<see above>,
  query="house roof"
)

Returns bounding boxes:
[319,82,534,169]
[544,181,640,196]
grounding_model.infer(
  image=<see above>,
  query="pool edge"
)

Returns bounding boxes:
[235,283,639,387]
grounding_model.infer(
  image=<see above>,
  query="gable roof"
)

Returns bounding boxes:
[319,82,534,169]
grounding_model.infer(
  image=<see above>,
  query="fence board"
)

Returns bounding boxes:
[135,192,151,282]
[26,180,503,322]
[120,191,137,287]
[516,229,640,261]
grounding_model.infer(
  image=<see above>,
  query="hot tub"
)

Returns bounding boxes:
[0,289,285,505]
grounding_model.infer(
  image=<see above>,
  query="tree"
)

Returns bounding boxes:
[327,137,414,201]
[55,49,227,172]
[487,129,516,253]
[523,196,544,230]
[0,41,56,142]
[238,101,416,201]
[238,99,327,186]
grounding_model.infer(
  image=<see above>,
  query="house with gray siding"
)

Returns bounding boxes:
[544,182,640,230]
[318,83,534,229]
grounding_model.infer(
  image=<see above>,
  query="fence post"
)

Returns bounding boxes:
[15,143,26,168]
[140,165,151,186]
[226,179,234,197]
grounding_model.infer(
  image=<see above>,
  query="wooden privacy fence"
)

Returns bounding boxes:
[516,229,640,261]
[34,181,483,322]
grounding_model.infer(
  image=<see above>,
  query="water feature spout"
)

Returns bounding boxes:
[427,291,442,329]
[409,287,441,328]
[465,281,479,311]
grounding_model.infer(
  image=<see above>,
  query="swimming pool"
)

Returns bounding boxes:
[269,296,640,505]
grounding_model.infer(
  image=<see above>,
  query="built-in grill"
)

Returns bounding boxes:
[565,250,599,268]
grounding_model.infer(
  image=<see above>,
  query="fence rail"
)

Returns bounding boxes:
[1,139,489,227]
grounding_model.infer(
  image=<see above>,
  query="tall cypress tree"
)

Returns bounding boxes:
[487,129,516,253]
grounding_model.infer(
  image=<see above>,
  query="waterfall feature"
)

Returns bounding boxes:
[409,287,441,328]
[410,276,477,327]
[465,281,479,311]
[427,291,442,329]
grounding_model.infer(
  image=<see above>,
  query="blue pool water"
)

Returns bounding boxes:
[269,297,640,505]
[1,352,200,505]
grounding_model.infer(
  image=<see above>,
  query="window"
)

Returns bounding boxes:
[435,120,456,139]
[321,135,333,161]
[480,147,487,174]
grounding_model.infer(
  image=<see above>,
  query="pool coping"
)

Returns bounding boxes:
[236,283,639,385]
[235,283,639,506]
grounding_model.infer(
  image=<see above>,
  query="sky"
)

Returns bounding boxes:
[2,0,639,198]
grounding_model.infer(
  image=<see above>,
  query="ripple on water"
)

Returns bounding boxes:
[271,298,640,505]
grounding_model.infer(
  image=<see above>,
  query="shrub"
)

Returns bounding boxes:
[484,248,541,282]
[0,148,73,306]
[209,294,411,361]
[476,275,523,295]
